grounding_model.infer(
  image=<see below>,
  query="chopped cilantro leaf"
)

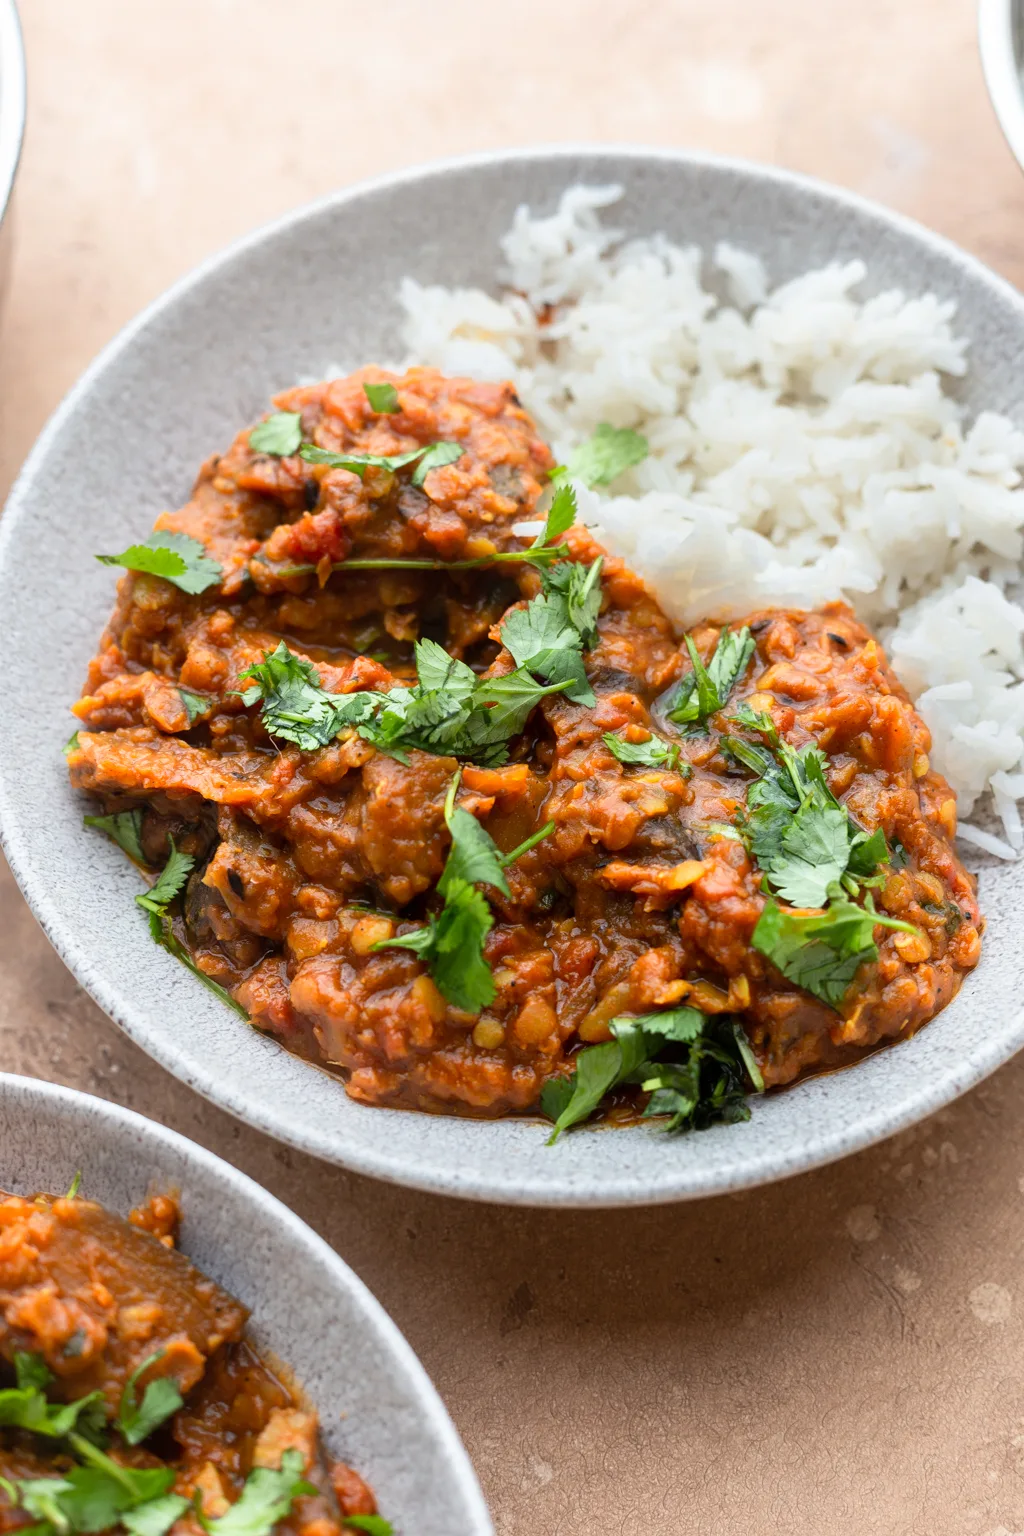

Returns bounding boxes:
[122,1494,191,1536]
[333,692,405,757]
[47,1436,180,1534]
[383,877,497,1012]
[542,554,603,647]
[135,839,194,924]
[363,382,400,413]
[434,775,553,890]
[721,733,776,780]
[374,775,552,1012]
[413,637,477,700]
[149,916,249,1019]
[556,423,649,487]
[298,440,464,485]
[466,669,574,747]
[65,1171,82,1200]
[200,1450,315,1536]
[498,526,603,709]
[639,1058,704,1131]
[541,1024,652,1142]
[178,688,211,725]
[344,1518,393,1536]
[541,1006,762,1141]
[752,898,873,1007]
[603,730,684,773]
[765,800,852,909]
[526,644,593,706]
[117,1351,184,1446]
[237,622,575,769]
[500,590,594,705]
[14,1353,52,1392]
[668,627,755,729]
[727,701,780,745]
[375,782,503,1010]
[409,440,464,486]
[347,688,437,766]
[639,1011,758,1134]
[84,809,145,863]
[366,667,569,766]
[538,1074,574,1125]
[120,833,245,1017]
[725,720,893,912]
[63,730,81,758]
[684,635,719,722]
[299,443,421,475]
[707,627,757,707]
[71,1440,173,1503]
[532,483,578,550]
[16,1475,77,1530]
[639,1006,707,1044]
[730,1020,765,1093]
[847,826,889,878]
[249,411,303,457]
[642,1031,755,1132]
[752,890,918,1008]
[0,1383,105,1440]
[237,642,351,751]
[440,798,510,900]
[97,532,222,596]
[501,592,579,670]
[736,794,792,870]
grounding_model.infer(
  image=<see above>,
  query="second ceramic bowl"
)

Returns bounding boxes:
[979,0,1024,175]
[0,0,25,305]
[0,1073,492,1535]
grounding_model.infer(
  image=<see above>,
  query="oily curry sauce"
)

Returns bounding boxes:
[67,367,983,1119]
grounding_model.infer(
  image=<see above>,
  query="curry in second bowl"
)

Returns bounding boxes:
[0,1182,390,1534]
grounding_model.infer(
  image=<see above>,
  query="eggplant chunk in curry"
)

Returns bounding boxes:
[0,1188,384,1535]
[67,367,982,1139]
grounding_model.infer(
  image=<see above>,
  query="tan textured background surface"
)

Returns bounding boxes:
[4,2,1024,1532]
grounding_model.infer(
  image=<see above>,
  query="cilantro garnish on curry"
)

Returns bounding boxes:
[0,1185,389,1535]
[67,367,982,1141]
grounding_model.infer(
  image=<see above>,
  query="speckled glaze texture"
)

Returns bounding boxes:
[0,1074,492,1535]
[0,0,25,319]
[0,147,1019,1207]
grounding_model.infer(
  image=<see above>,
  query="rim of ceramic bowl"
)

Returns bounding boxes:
[979,0,1024,172]
[2,144,1023,1207]
[0,1071,494,1535]
[0,0,25,224]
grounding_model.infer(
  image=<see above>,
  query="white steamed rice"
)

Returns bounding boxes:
[398,184,1024,859]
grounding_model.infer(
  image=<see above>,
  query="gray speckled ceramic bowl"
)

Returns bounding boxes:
[0,0,25,307]
[979,0,1024,175]
[0,147,1021,1207]
[0,1073,492,1535]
